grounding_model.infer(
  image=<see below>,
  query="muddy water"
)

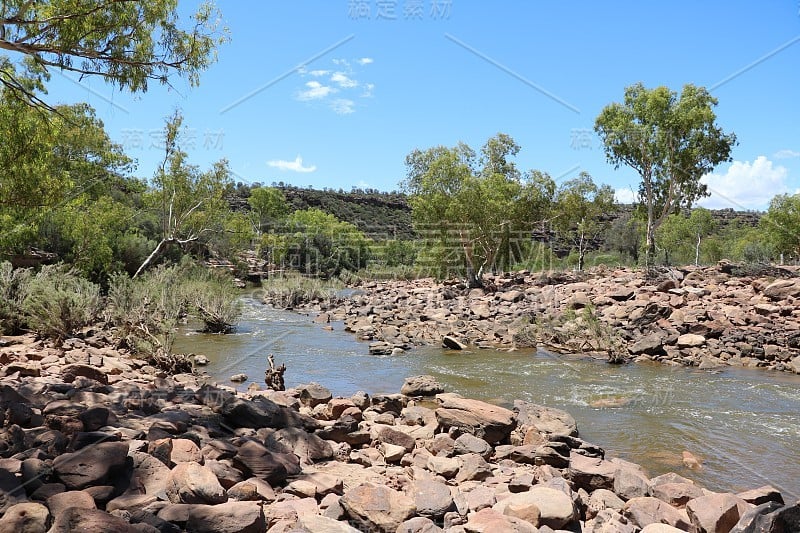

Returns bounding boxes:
[174,297,800,500]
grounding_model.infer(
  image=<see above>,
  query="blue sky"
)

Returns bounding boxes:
[43,1,800,211]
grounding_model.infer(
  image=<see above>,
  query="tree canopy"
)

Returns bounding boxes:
[595,83,736,264]
[403,133,555,286]
[553,172,615,270]
[0,0,226,108]
[761,193,800,261]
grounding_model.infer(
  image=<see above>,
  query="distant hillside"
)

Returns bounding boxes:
[229,185,415,240]
[229,184,762,247]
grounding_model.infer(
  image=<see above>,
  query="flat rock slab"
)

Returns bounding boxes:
[435,393,516,444]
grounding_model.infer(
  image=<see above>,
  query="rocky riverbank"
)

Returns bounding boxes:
[0,334,797,532]
[286,264,800,373]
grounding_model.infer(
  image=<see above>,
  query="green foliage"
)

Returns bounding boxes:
[381,239,419,267]
[268,208,371,278]
[761,193,800,260]
[135,112,236,277]
[553,172,616,270]
[0,261,31,334]
[179,267,242,333]
[403,134,555,286]
[0,1,227,109]
[248,186,289,230]
[21,264,100,342]
[602,211,643,263]
[0,80,133,257]
[656,208,716,265]
[259,273,342,308]
[595,83,736,263]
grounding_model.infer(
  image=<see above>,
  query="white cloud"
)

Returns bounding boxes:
[267,155,317,173]
[331,72,358,88]
[614,187,638,204]
[330,99,355,115]
[774,149,800,160]
[698,156,789,210]
[294,58,374,113]
[296,81,336,101]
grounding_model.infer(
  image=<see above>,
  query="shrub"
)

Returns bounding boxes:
[180,267,242,333]
[260,273,341,308]
[21,264,100,342]
[0,261,32,334]
[105,265,186,359]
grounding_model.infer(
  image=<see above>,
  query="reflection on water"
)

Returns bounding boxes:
[174,297,800,499]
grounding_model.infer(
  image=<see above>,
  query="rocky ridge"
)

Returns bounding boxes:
[0,334,797,532]
[291,264,800,373]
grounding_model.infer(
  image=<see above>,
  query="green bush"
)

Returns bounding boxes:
[260,273,341,308]
[106,265,186,357]
[180,267,242,333]
[21,264,100,342]
[0,261,32,334]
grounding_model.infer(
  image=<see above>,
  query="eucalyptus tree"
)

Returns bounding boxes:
[403,134,555,286]
[553,172,615,270]
[595,83,736,264]
[0,0,225,109]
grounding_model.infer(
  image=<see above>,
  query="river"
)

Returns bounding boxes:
[174,296,800,500]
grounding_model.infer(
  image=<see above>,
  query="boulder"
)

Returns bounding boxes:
[220,397,281,429]
[640,525,686,533]
[730,501,797,533]
[296,514,362,532]
[442,336,467,350]
[435,393,516,444]
[49,508,140,533]
[397,516,444,533]
[736,485,784,506]
[613,461,651,500]
[298,382,332,407]
[46,490,96,520]
[266,427,333,464]
[233,439,289,486]
[652,482,705,508]
[52,441,129,490]
[340,482,416,533]
[623,497,692,530]
[762,279,800,300]
[686,493,745,533]
[629,333,666,355]
[0,502,50,533]
[401,375,445,397]
[462,507,538,532]
[513,400,578,437]
[452,433,493,458]
[165,462,227,504]
[411,478,454,518]
[586,489,625,519]
[677,333,706,348]
[185,501,267,533]
[129,451,171,495]
[454,453,493,483]
[494,486,577,529]
[569,452,616,491]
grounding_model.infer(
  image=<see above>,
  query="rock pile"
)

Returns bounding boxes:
[0,333,796,533]
[298,265,800,372]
